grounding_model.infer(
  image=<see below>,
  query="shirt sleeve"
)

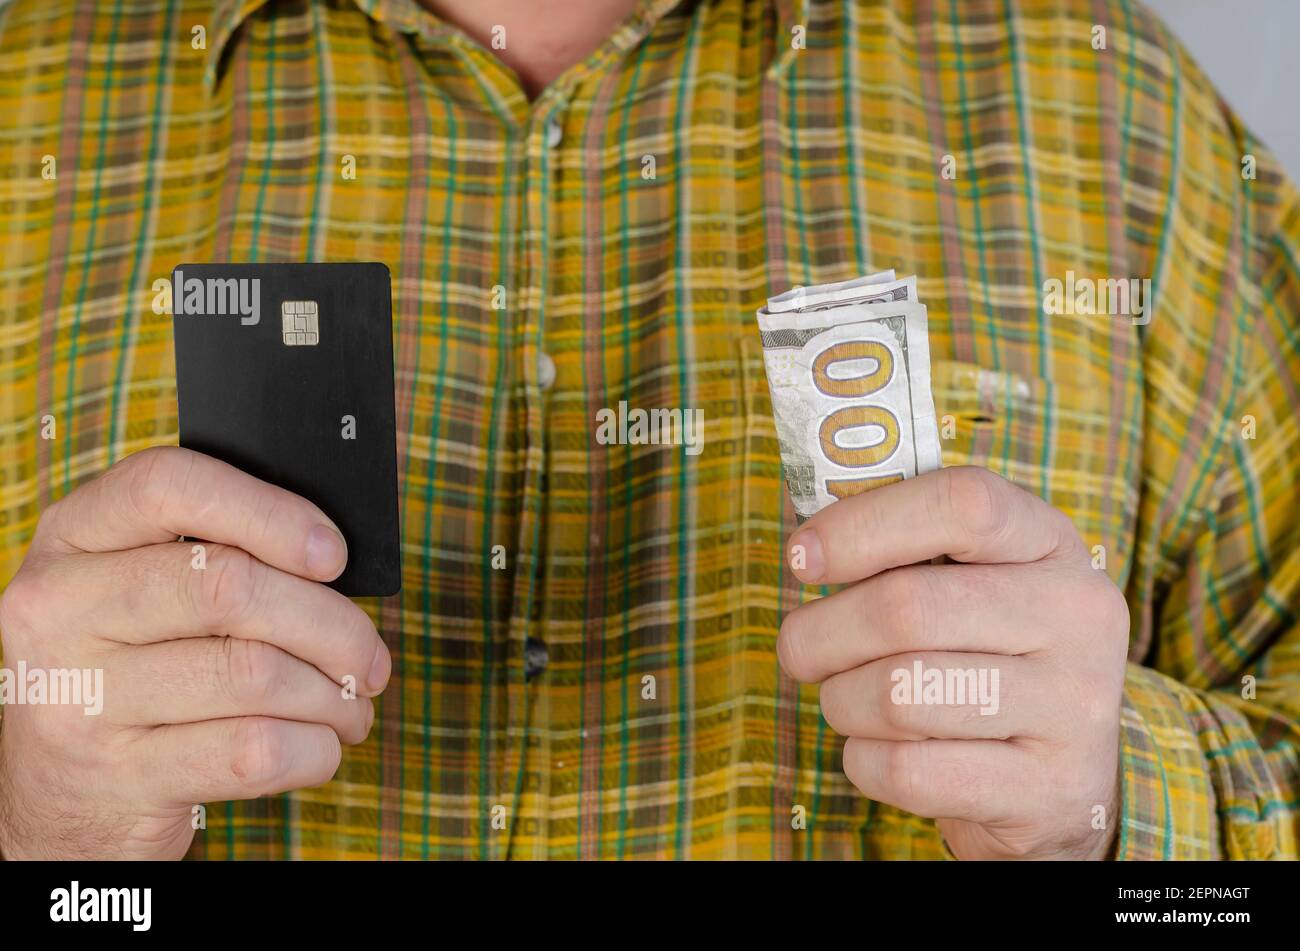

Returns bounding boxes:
[1118,135,1300,859]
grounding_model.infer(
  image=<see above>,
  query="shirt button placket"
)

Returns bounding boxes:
[502,102,566,858]
[537,111,562,399]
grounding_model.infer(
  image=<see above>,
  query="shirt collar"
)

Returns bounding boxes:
[203,0,272,91]
[203,0,813,92]
[770,0,812,73]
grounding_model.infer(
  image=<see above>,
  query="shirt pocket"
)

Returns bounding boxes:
[930,358,1139,569]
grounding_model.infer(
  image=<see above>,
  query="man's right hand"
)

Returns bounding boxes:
[0,446,391,859]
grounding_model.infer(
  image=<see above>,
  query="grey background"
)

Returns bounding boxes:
[1144,0,1299,181]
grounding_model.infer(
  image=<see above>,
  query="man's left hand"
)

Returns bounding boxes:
[778,466,1130,860]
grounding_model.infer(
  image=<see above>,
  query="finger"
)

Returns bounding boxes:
[841,736,1031,824]
[137,717,344,807]
[818,652,1044,741]
[37,446,347,583]
[110,638,375,745]
[42,544,390,695]
[777,562,1056,683]
[786,466,1081,585]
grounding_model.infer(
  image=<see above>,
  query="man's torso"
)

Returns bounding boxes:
[0,0,1245,858]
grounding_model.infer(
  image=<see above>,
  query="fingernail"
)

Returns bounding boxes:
[367,642,390,693]
[789,528,825,582]
[306,524,347,578]
[364,700,375,731]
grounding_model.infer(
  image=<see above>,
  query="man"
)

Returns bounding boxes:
[0,0,1295,860]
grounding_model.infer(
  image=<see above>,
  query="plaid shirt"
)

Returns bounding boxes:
[0,0,1296,860]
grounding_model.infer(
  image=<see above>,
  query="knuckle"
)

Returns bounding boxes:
[882,658,941,737]
[843,496,883,566]
[195,546,259,626]
[881,741,921,803]
[1063,575,1131,667]
[33,495,63,528]
[873,570,932,648]
[1088,579,1132,642]
[317,598,382,692]
[0,568,47,639]
[124,446,188,520]
[341,606,381,683]
[943,466,1007,540]
[302,728,344,788]
[880,668,920,732]
[776,610,816,682]
[222,638,283,706]
[245,488,286,547]
[880,683,910,732]
[1070,663,1123,731]
[31,497,66,548]
[1051,507,1083,549]
[340,701,371,746]
[818,681,848,735]
[228,718,283,796]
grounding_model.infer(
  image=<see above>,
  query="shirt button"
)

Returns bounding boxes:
[544,118,563,148]
[537,351,557,390]
[523,636,549,680]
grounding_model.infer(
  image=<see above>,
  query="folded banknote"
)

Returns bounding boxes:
[756,270,942,519]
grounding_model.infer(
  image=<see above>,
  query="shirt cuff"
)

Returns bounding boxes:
[1115,663,1281,860]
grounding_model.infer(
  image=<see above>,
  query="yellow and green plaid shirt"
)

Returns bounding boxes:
[1,0,1297,859]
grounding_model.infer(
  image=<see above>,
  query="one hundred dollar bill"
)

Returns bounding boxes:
[765,269,907,313]
[756,273,941,519]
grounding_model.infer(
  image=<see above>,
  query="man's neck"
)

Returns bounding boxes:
[419,0,643,100]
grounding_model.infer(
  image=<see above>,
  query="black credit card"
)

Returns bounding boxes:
[171,262,400,597]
